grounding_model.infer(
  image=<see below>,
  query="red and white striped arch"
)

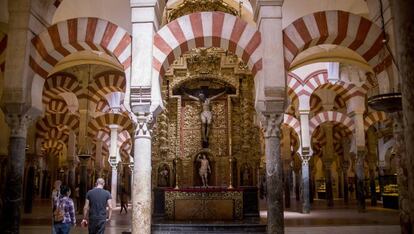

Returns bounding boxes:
[88,113,134,138]
[42,139,65,157]
[283,10,390,73]
[288,69,368,111]
[282,114,301,139]
[364,111,388,131]
[30,17,131,79]
[0,34,6,73]
[88,71,126,104]
[43,73,82,104]
[38,127,70,143]
[47,99,69,114]
[37,113,80,134]
[309,111,354,136]
[153,12,262,78]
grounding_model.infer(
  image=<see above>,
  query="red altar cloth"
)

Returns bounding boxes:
[163,187,243,193]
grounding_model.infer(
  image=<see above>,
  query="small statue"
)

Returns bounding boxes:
[182,88,227,146]
[197,153,211,187]
[158,165,169,187]
[242,165,250,186]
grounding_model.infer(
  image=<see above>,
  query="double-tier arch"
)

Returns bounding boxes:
[30,17,132,112]
[309,111,354,137]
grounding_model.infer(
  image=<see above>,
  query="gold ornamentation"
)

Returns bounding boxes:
[164,190,243,219]
[167,0,239,22]
[186,48,222,76]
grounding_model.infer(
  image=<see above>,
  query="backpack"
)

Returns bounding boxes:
[53,199,65,222]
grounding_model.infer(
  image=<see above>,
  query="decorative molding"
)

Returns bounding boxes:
[167,0,239,22]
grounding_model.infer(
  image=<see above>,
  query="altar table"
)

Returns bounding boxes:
[164,187,243,220]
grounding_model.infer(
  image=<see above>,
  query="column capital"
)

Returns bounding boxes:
[110,163,118,171]
[5,113,32,138]
[135,111,154,139]
[259,112,282,138]
[301,155,311,166]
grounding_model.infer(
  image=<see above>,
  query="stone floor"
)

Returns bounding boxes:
[19,198,400,233]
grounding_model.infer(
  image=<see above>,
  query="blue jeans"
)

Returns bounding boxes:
[88,219,106,234]
[54,222,72,234]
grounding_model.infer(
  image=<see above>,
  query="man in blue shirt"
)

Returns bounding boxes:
[81,178,112,234]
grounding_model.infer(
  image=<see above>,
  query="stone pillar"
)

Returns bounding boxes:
[366,127,378,206]
[391,112,411,232]
[67,131,77,190]
[78,155,90,213]
[95,140,103,178]
[391,2,414,231]
[368,165,377,206]
[0,114,31,232]
[301,155,311,213]
[298,109,312,213]
[261,113,284,234]
[347,104,366,212]
[355,150,366,212]
[342,161,350,204]
[110,165,118,208]
[337,166,343,198]
[322,123,334,207]
[323,160,334,207]
[108,124,119,208]
[131,111,153,234]
[281,126,291,208]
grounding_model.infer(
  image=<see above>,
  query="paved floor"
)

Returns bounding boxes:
[19,198,400,234]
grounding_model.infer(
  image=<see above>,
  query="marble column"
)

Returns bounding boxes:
[367,127,378,206]
[355,150,366,212]
[261,113,284,234]
[78,156,90,213]
[67,131,77,190]
[348,108,366,212]
[391,112,411,232]
[337,167,343,198]
[301,155,311,213]
[299,110,312,213]
[281,126,291,208]
[323,160,334,207]
[322,123,334,207]
[0,114,31,232]
[109,124,119,208]
[342,161,349,204]
[110,165,118,208]
[391,1,414,232]
[131,111,153,234]
[95,141,103,178]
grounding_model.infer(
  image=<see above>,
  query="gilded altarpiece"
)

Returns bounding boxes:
[151,48,261,189]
